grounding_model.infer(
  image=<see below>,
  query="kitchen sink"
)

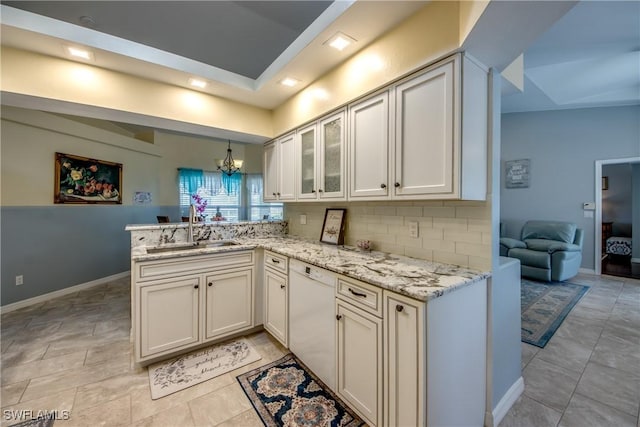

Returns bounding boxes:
[146,241,240,253]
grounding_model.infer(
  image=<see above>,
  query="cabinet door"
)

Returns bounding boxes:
[263,141,279,202]
[384,292,425,427]
[319,110,346,200]
[337,301,382,426]
[264,268,288,346]
[278,133,296,201]
[349,92,390,199]
[205,267,253,340]
[296,123,318,200]
[139,276,200,358]
[394,61,454,197]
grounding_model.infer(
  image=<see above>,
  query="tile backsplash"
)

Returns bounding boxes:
[285,201,491,270]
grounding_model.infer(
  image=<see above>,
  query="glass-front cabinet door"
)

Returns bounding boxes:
[296,123,317,200]
[319,110,346,200]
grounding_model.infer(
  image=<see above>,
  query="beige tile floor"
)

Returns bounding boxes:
[1,273,638,427]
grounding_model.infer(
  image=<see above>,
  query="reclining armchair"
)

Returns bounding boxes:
[500,220,583,282]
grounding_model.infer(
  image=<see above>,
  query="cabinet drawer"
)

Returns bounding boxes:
[337,276,382,317]
[264,250,288,273]
[137,251,254,282]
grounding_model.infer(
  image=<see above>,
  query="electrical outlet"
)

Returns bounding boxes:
[408,221,419,238]
[15,275,23,286]
[300,214,307,225]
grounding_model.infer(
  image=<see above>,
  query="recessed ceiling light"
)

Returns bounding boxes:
[64,45,94,61]
[324,32,356,52]
[280,77,300,87]
[188,78,208,89]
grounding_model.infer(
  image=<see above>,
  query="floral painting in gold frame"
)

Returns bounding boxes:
[55,152,122,204]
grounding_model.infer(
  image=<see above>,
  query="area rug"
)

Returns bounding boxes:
[237,353,365,427]
[148,338,261,399]
[521,279,589,348]
[9,417,54,427]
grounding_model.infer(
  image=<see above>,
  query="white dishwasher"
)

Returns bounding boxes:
[289,259,337,391]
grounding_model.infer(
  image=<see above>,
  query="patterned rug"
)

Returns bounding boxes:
[9,417,54,427]
[148,338,261,399]
[237,353,365,427]
[521,279,589,348]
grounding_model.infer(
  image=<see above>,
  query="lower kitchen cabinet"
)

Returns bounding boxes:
[336,299,383,427]
[384,292,425,427]
[264,267,288,347]
[139,276,201,358]
[205,267,254,340]
[133,250,255,363]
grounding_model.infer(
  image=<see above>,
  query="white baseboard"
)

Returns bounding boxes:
[1,271,130,314]
[491,377,524,427]
[579,267,596,275]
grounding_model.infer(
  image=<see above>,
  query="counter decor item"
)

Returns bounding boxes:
[356,239,371,251]
[320,208,346,245]
[54,152,122,204]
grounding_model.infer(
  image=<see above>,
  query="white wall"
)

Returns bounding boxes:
[501,106,640,271]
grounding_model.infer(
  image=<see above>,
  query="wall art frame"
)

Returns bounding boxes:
[320,208,346,245]
[505,159,531,189]
[55,152,123,204]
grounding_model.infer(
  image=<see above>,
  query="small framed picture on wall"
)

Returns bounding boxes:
[505,159,530,189]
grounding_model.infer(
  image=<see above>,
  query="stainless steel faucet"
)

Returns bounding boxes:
[188,203,197,244]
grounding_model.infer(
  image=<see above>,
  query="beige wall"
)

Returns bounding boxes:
[1,47,274,139]
[272,1,462,135]
[286,201,491,270]
[1,107,263,206]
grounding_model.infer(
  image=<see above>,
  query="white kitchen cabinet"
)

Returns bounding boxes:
[318,110,346,200]
[263,267,288,346]
[393,54,487,200]
[384,279,487,427]
[348,91,390,200]
[263,132,296,202]
[336,299,383,426]
[133,250,255,363]
[296,123,318,200]
[139,276,201,358]
[384,292,425,427]
[205,267,254,340]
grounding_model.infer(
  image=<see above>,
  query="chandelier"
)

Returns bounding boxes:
[216,140,243,176]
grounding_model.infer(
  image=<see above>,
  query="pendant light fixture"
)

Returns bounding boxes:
[216,140,243,176]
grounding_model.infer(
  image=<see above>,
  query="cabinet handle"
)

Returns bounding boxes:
[280,284,286,289]
[271,258,280,264]
[311,189,316,193]
[348,288,367,298]
[380,183,387,189]
[396,304,404,312]
[194,285,199,289]
[394,182,400,188]
[277,192,281,196]
[336,314,342,321]
[272,192,277,196]
[318,189,324,192]
[208,282,213,287]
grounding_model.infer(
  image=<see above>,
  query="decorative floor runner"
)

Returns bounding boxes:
[521,279,589,348]
[148,338,261,399]
[237,353,365,427]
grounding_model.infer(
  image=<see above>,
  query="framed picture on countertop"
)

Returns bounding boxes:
[320,208,346,245]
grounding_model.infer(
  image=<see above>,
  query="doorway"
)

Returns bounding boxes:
[595,157,640,278]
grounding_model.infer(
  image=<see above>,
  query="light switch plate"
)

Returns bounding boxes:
[300,214,307,225]
[583,202,596,210]
[408,221,419,238]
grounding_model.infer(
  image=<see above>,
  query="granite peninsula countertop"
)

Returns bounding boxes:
[130,235,490,302]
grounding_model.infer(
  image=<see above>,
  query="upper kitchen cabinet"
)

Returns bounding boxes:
[263,132,296,202]
[296,123,318,200]
[393,54,487,200]
[294,109,347,202]
[348,91,390,200]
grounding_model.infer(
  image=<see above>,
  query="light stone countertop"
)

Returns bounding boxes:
[130,235,490,302]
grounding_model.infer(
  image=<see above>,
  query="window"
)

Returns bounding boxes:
[178,169,282,221]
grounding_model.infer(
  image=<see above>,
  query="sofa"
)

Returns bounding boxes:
[500,220,583,282]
